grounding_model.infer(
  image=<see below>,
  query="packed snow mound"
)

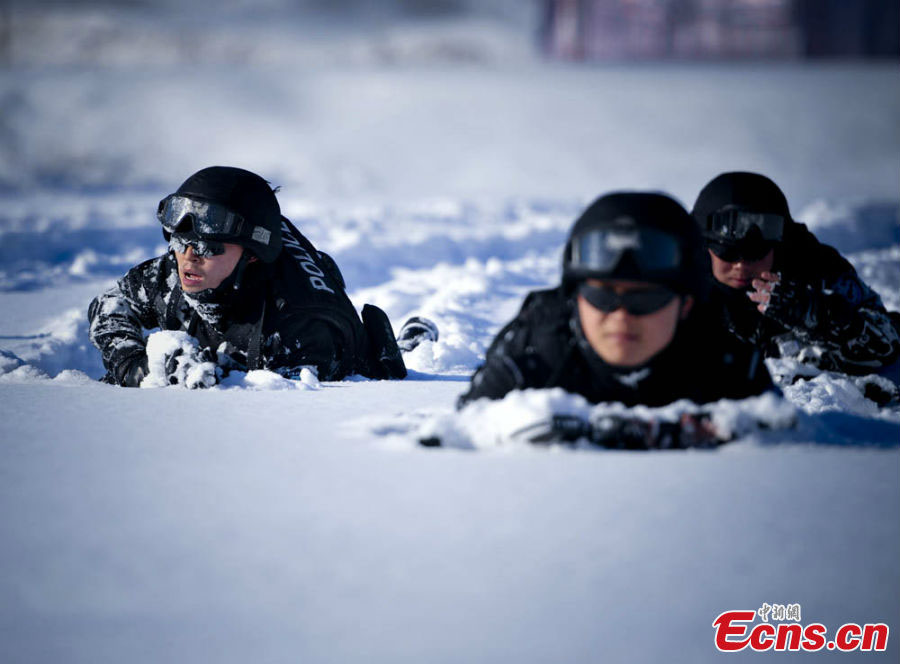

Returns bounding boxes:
[220,367,320,391]
[0,305,104,379]
[0,363,50,383]
[781,370,900,421]
[370,386,900,452]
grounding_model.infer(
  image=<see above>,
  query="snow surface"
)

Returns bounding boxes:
[1,52,899,662]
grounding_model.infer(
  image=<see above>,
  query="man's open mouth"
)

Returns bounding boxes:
[182,270,204,283]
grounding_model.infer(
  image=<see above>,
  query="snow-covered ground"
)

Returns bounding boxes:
[1,56,899,662]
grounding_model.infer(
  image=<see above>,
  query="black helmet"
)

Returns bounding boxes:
[562,192,705,296]
[692,172,789,260]
[157,166,283,263]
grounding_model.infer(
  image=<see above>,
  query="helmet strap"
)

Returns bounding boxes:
[231,253,252,291]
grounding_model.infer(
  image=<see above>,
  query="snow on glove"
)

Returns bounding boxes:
[166,347,217,389]
[141,330,218,389]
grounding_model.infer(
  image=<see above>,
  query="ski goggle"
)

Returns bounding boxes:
[157,194,244,237]
[568,227,682,274]
[705,208,784,244]
[169,233,227,258]
[708,239,774,263]
[578,282,677,316]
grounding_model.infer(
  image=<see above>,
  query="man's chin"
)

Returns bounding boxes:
[180,276,207,292]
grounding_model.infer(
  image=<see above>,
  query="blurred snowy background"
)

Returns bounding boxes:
[1,1,898,662]
[1,0,898,200]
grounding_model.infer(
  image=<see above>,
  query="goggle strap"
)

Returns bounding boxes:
[226,212,241,237]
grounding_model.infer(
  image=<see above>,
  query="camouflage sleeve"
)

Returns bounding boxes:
[769,270,900,374]
[817,271,900,373]
[771,225,900,373]
[88,259,164,386]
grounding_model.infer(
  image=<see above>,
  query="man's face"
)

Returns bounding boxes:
[708,248,775,290]
[576,279,692,368]
[173,242,244,293]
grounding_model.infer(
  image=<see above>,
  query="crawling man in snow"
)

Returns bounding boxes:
[692,172,900,397]
[455,192,778,449]
[89,166,410,387]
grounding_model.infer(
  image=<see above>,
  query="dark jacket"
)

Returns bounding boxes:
[708,221,900,375]
[89,221,401,386]
[458,287,774,408]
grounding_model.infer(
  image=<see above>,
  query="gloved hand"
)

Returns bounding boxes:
[675,413,725,448]
[509,414,593,445]
[509,413,725,449]
[590,415,658,449]
[749,272,823,331]
[593,413,725,449]
[163,345,218,389]
[116,353,150,387]
[140,331,220,389]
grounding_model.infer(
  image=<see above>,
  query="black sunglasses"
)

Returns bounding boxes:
[578,282,677,316]
[169,233,227,258]
[708,240,773,263]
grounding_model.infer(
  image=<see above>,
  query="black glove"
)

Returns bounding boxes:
[590,415,677,449]
[509,414,593,445]
[763,278,855,336]
[510,413,724,449]
[397,316,439,353]
[593,413,725,449]
[116,353,150,387]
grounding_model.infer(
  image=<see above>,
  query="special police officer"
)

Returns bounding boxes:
[89,166,410,387]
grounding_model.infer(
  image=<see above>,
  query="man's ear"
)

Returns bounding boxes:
[679,295,694,320]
